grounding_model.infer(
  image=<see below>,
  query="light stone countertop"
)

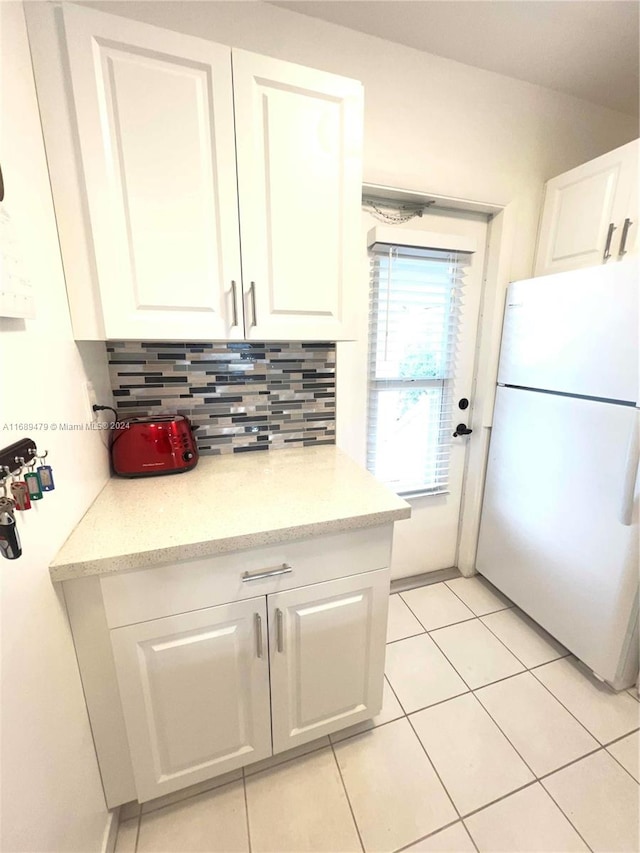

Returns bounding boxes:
[50,446,411,581]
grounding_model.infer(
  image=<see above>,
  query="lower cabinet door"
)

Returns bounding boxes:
[268,567,390,753]
[111,597,272,802]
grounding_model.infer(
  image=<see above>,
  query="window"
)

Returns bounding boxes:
[367,233,472,496]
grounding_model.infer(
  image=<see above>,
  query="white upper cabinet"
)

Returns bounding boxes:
[62,5,243,341]
[35,5,362,341]
[535,139,638,277]
[232,51,362,341]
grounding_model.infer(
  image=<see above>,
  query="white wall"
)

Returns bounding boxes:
[0,4,113,850]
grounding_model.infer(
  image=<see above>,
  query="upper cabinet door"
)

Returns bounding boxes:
[232,50,363,341]
[62,5,243,340]
[268,568,389,753]
[535,140,638,277]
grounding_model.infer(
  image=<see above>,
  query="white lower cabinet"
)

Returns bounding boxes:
[269,571,389,753]
[110,566,389,801]
[111,597,272,802]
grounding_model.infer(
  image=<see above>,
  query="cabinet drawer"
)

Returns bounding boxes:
[101,525,393,628]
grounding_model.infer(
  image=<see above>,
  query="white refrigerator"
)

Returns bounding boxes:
[476,260,639,690]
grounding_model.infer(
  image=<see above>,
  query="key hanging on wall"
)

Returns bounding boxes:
[35,450,55,492]
[9,461,31,511]
[0,512,22,560]
[0,470,17,519]
[23,456,43,501]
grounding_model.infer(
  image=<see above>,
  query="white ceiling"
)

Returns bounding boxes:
[270,1,640,116]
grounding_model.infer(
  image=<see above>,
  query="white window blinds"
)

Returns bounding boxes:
[367,241,471,496]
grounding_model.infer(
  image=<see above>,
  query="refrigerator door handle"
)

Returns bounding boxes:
[619,413,639,526]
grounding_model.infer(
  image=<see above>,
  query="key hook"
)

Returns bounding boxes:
[35,450,49,462]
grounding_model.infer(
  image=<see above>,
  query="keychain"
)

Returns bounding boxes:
[0,511,22,560]
[24,467,42,501]
[36,450,55,492]
[11,480,31,510]
[0,471,16,519]
[9,462,31,511]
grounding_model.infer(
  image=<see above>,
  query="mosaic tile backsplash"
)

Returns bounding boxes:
[107,341,336,455]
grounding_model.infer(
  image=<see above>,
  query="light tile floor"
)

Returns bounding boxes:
[115,576,640,853]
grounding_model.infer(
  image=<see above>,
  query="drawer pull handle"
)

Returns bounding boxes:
[254,612,263,659]
[242,563,292,583]
[276,608,284,653]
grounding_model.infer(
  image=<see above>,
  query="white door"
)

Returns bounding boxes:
[268,569,389,753]
[232,50,363,341]
[358,208,488,576]
[535,140,637,276]
[110,598,271,802]
[62,5,243,340]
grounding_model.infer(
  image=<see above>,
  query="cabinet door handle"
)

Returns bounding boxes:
[276,608,284,653]
[619,218,633,257]
[603,222,616,260]
[254,612,263,658]
[242,563,292,583]
[249,281,257,327]
[231,280,239,327]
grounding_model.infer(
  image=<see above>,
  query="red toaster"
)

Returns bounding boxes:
[111,415,199,477]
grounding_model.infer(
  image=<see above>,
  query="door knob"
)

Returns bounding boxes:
[453,423,473,437]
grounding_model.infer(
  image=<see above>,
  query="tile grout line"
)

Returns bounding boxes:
[458,777,539,821]
[469,669,603,783]
[442,578,514,619]
[391,818,464,853]
[242,774,253,853]
[477,610,570,672]
[459,690,540,780]
[386,630,426,647]
[429,617,526,679]
[602,725,640,748]
[405,712,463,824]
[396,596,476,693]
[460,819,481,853]
[536,781,596,852]
[537,743,628,783]
[328,741,365,853]
[461,778,596,853]
[528,665,614,748]
[396,588,477,634]
[601,735,640,785]
[383,671,409,717]
[133,811,141,853]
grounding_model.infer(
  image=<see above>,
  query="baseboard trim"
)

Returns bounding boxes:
[101,807,120,853]
[390,567,461,594]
